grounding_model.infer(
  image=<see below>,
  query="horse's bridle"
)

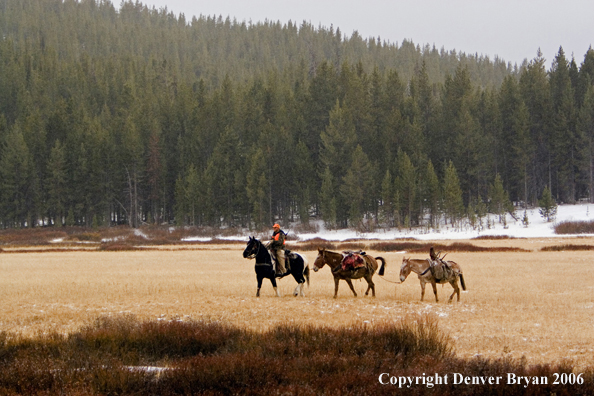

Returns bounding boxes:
[313,251,326,270]
[245,239,260,260]
[246,239,273,267]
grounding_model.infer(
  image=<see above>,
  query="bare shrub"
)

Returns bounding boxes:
[555,220,594,234]
[0,228,68,246]
[296,238,337,251]
[473,235,518,240]
[99,243,138,251]
[0,315,592,395]
[292,222,320,234]
[70,232,102,242]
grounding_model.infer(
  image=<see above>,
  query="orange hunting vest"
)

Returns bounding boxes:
[273,231,285,245]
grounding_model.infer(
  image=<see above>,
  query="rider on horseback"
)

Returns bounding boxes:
[268,223,290,278]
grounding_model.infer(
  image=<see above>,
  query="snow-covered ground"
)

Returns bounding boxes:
[184,203,594,242]
[297,203,594,241]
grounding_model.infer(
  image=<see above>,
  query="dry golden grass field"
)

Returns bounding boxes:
[1,237,593,370]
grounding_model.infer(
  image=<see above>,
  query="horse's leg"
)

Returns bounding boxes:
[364,274,375,297]
[270,275,281,297]
[291,268,303,297]
[256,275,263,297]
[449,280,460,302]
[420,281,426,301]
[345,278,357,297]
[431,281,438,302]
[333,276,340,298]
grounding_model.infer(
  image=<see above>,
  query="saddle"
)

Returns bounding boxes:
[340,251,366,271]
[429,259,452,282]
[267,247,292,276]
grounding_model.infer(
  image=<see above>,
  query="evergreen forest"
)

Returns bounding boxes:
[1,0,593,230]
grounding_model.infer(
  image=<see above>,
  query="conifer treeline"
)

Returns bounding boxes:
[0,0,593,229]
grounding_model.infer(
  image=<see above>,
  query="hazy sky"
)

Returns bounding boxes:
[137,0,593,66]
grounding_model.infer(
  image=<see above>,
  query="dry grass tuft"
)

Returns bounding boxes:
[540,244,594,251]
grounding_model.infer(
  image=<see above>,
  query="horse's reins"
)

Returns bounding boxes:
[247,240,274,266]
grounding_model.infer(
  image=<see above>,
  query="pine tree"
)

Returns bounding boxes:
[538,185,557,222]
[246,148,268,229]
[306,61,338,162]
[519,49,553,204]
[340,145,372,228]
[293,140,314,226]
[379,169,393,227]
[173,174,186,226]
[319,100,357,177]
[320,166,337,229]
[47,140,67,226]
[395,150,417,225]
[549,47,577,202]
[578,86,594,201]
[319,100,356,226]
[442,161,464,226]
[489,174,511,224]
[0,126,34,227]
[147,130,163,225]
[424,160,440,228]
[185,164,201,226]
[511,100,532,206]
[475,194,488,230]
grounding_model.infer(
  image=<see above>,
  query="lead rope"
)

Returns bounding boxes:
[379,276,401,284]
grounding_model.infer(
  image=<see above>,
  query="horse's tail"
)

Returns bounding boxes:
[375,257,386,276]
[459,273,466,291]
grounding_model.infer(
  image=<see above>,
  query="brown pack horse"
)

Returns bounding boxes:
[313,248,386,298]
[399,257,466,302]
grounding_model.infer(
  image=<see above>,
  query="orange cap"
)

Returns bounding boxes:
[273,223,280,228]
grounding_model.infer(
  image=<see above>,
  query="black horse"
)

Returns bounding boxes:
[242,236,310,297]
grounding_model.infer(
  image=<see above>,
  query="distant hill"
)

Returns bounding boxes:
[0,0,515,89]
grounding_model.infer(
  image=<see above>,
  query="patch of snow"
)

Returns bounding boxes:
[181,236,212,242]
[134,229,148,239]
[125,366,169,373]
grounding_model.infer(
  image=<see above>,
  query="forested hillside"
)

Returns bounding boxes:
[0,0,593,230]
